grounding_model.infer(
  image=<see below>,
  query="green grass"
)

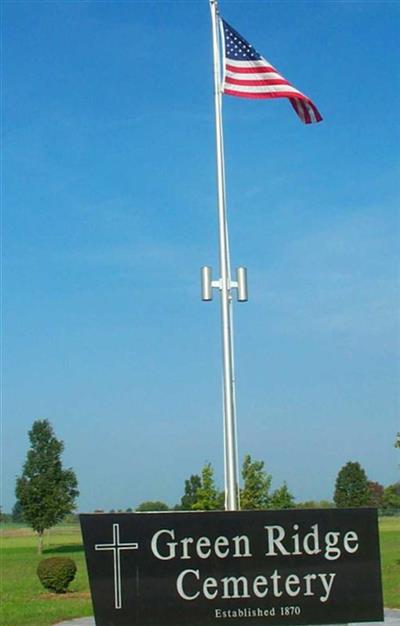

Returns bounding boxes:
[1,518,399,626]
[379,517,400,609]
[1,525,93,626]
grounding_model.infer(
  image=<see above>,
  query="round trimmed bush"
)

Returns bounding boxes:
[37,557,77,593]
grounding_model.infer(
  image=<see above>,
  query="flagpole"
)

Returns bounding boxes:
[209,0,240,512]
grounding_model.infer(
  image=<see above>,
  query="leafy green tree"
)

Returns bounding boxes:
[216,489,225,510]
[136,501,169,512]
[192,463,221,510]
[240,455,271,510]
[395,433,400,449]
[180,474,202,511]
[270,483,295,509]
[12,500,25,523]
[333,461,370,508]
[382,483,400,510]
[16,419,79,553]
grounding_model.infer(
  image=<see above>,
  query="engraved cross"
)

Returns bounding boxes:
[95,523,139,610]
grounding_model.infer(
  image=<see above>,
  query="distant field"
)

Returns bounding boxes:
[1,517,399,626]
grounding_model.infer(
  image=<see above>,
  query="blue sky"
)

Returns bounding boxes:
[3,0,399,513]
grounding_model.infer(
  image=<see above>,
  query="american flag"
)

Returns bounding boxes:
[220,18,322,125]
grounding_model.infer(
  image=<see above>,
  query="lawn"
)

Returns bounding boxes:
[1,525,93,626]
[1,517,399,626]
[379,517,400,609]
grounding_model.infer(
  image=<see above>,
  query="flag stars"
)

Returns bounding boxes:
[223,20,263,61]
[221,18,322,125]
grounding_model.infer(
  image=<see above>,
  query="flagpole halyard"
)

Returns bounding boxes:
[209,0,240,512]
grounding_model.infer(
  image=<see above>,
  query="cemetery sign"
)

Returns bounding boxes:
[80,508,383,626]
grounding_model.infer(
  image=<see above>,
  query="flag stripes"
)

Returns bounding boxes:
[220,18,322,124]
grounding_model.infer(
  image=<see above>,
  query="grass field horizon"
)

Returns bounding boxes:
[1,518,399,626]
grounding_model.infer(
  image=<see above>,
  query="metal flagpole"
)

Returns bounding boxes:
[208,0,240,511]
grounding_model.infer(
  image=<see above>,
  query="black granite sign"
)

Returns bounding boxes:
[80,508,383,626]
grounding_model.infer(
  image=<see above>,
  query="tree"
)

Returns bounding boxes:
[333,461,370,508]
[12,500,25,523]
[296,500,334,509]
[240,455,271,510]
[270,483,295,509]
[318,500,335,509]
[395,433,400,449]
[136,501,169,512]
[16,419,79,553]
[382,483,400,510]
[367,481,384,508]
[180,474,202,511]
[295,500,318,509]
[192,463,221,511]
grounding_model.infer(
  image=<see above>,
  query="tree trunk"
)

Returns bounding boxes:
[38,530,44,554]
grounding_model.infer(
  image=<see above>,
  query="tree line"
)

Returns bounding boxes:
[7,420,400,553]
[136,456,296,513]
[134,458,400,513]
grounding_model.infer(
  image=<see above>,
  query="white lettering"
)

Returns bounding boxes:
[291,524,302,555]
[196,536,211,559]
[271,569,283,597]
[324,532,341,560]
[151,529,176,560]
[263,523,361,561]
[265,526,290,556]
[221,576,250,599]
[203,576,218,600]
[232,535,252,558]
[176,569,200,600]
[214,536,230,558]
[178,569,336,603]
[151,530,252,561]
[253,575,269,598]
[303,573,317,596]
[285,574,301,597]
[344,531,359,554]
[318,573,336,602]
[304,524,321,556]
[181,537,194,560]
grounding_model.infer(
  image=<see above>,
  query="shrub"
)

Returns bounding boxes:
[37,557,77,593]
